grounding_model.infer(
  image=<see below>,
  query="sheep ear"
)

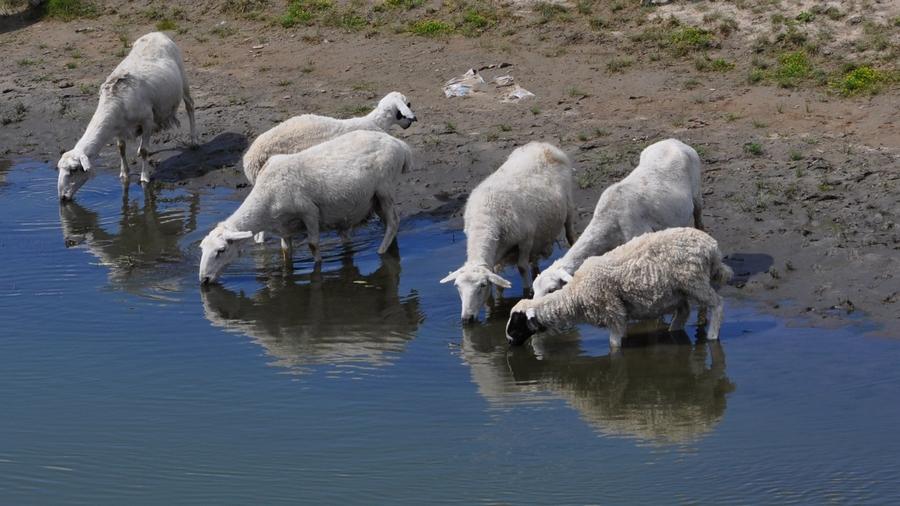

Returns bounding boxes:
[223,230,253,241]
[440,269,461,284]
[79,153,92,171]
[397,101,415,120]
[488,272,512,289]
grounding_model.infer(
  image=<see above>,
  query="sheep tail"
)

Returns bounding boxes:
[710,249,733,285]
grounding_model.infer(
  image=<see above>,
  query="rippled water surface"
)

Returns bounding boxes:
[2,161,899,504]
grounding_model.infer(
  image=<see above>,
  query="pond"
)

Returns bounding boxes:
[1,160,899,504]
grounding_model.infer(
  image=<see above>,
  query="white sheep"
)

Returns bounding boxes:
[532,138,703,298]
[440,142,577,321]
[241,92,416,185]
[199,130,412,283]
[57,32,197,200]
[506,227,732,349]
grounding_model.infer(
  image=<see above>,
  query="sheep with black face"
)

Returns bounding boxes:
[241,91,417,185]
[507,228,732,349]
[441,142,577,322]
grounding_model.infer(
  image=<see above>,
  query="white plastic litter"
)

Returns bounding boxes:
[503,85,536,103]
[442,69,486,98]
[443,68,535,102]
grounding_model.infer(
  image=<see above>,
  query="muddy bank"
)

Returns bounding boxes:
[0,1,897,334]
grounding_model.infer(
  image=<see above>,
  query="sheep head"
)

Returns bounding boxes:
[56,149,93,201]
[532,267,574,298]
[376,91,417,130]
[440,264,511,322]
[199,224,255,284]
[506,304,544,346]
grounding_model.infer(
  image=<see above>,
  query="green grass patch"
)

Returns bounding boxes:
[669,26,714,55]
[280,0,333,28]
[534,2,569,24]
[44,0,97,21]
[384,0,423,9]
[833,65,891,96]
[156,19,177,31]
[606,57,633,73]
[773,51,812,88]
[743,142,763,156]
[696,56,734,72]
[409,19,454,37]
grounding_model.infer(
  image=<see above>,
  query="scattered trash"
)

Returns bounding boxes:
[493,75,515,87]
[443,67,534,102]
[502,85,535,103]
[442,69,486,98]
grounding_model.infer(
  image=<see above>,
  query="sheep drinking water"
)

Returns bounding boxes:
[506,227,732,349]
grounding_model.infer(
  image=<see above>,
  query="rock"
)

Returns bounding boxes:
[847,14,863,24]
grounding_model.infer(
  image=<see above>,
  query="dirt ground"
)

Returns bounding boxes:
[1,0,897,334]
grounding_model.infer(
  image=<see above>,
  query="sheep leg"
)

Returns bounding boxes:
[565,209,577,246]
[608,319,627,350]
[693,199,705,231]
[137,126,153,184]
[301,211,321,263]
[517,240,534,295]
[183,88,198,146]
[116,138,129,183]
[374,192,399,255]
[693,286,724,340]
[669,300,691,332]
[280,236,293,265]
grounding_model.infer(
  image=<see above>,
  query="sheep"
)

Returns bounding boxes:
[506,227,732,349]
[241,91,416,185]
[440,142,577,322]
[532,138,703,298]
[199,130,412,284]
[57,32,197,200]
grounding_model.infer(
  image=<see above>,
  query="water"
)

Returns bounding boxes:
[1,160,899,504]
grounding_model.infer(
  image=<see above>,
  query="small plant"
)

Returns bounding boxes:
[748,68,765,83]
[724,112,741,122]
[221,0,270,15]
[773,51,811,88]
[277,79,292,87]
[796,11,815,23]
[789,150,804,161]
[833,65,889,96]
[460,8,496,35]
[78,83,96,95]
[280,0,333,28]
[499,124,512,132]
[530,106,541,115]
[156,18,177,31]
[410,19,454,37]
[683,78,701,90]
[17,58,36,66]
[534,2,569,24]
[743,142,763,156]
[384,0,423,9]
[752,120,767,128]
[669,26,714,56]
[568,87,589,98]
[211,23,238,37]
[577,133,588,142]
[589,17,606,31]
[44,0,98,21]
[445,121,457,133]
[66,61,77,69]
[606,57,633,74]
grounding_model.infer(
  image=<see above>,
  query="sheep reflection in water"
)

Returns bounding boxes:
[462,309,735,444]
[200,252,424,373]
[58,188,199,296]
